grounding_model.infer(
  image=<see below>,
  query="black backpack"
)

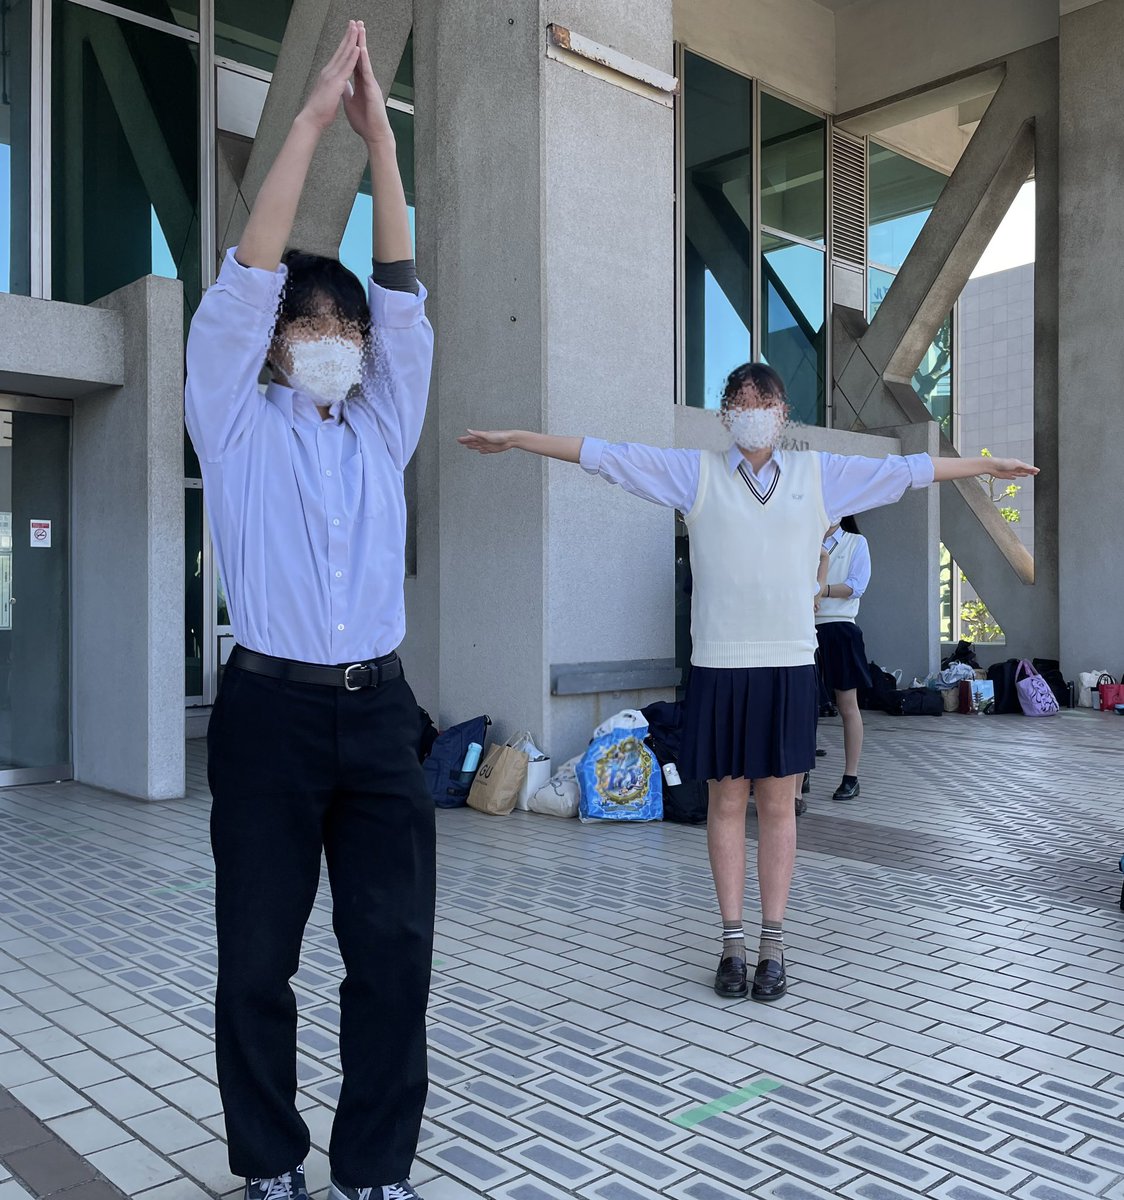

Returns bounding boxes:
[893,687,943,716]
[423,715,491,808]
[1033,658,1072,709]
[987,659,1022,714]
[859,662,899,713]
[641,700,709,825]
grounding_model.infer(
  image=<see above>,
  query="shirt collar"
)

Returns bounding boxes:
[824,528,843,550]
[266,381,346,427]
[725,444,784,476]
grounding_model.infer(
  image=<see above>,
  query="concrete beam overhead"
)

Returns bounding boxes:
[222,0,412,260]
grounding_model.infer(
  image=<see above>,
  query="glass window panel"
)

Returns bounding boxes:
[52,4,201,319]
[868,142,947,271]
[759,92,825,244]
[103,0,197,33]
[391,31,413,105]
[869,266,953,435]
[761,236,825,426]
[683,51,752,410]
[1,0,31,295]
[215,0,292,71]
[2,411,71,770]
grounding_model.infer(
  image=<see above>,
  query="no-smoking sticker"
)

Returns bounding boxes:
[30,519,51,549]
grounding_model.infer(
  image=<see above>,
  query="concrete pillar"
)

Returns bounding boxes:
[72,276,185,800]
[858,421,942,684]
[1058,0,1124,677]
[415,0,676,760]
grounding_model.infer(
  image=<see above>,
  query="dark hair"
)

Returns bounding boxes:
[720,362,787,408]
[276,250,370,338]
[840,515,861,534]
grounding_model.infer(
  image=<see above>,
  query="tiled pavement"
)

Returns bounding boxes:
[0,710,1122,1200]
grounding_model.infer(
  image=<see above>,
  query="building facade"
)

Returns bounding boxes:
[0,0,1118,797]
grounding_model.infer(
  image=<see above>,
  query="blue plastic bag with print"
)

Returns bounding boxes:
[577,715,663,823]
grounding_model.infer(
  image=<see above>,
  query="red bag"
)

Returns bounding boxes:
[1099,673,1124,711]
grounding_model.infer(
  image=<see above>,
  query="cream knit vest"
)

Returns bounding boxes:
[684,450,828,668]
[815,532,865,625]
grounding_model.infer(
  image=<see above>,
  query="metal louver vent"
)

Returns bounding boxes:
[831,128,867,268]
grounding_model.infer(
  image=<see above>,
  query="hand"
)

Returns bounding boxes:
[343,22,394,146]
[458,430,523,454]
[299,22,362,133]
[986,458,1039,480]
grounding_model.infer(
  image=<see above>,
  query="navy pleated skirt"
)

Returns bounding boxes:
[816,621,872,693]
[680,664,818,783]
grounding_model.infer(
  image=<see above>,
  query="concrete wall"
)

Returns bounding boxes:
[835,0,1057,113]
[674,0,834,113]
[0,292,123,399]
[73,276,185,800]
[1057,0,1124,676]
[958,264,1036,547]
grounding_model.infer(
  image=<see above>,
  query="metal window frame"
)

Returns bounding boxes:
[60,0,200,40]
[674,47,832,425]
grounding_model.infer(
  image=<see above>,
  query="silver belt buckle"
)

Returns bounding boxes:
[343,663,365,692]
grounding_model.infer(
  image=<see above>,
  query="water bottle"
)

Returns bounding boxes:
[461,742,482,773]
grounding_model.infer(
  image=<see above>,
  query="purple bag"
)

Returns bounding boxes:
[1015,659,1060,717]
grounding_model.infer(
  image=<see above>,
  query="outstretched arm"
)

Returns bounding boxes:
[235,24,362,270]
[460,430,701,510]
[932,455,1037,482]
[459,430,583,462]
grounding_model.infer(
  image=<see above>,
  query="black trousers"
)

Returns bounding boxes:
[207,661,435,1184]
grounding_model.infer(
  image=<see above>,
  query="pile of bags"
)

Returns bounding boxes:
[421,706,707,824]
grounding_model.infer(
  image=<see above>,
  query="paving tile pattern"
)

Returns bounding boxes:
[0,710,1121,1198]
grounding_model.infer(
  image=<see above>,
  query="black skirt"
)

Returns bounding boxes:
[816,621,872,693]
[681,664,818,783]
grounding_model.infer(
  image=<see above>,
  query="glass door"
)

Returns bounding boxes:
[0,397,72,784]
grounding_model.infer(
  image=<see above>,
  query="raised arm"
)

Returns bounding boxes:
[459,430,701,510]
[236,24,362,270]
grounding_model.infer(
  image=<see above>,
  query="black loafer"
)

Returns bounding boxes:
[751,958,788,1002]
[795,794,807,817]
[714,956,748,998]
[833,779,860,801]
[815,748,826,757]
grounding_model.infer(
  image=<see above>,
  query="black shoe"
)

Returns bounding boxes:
[246,1167,309,1200]
[833,779,860,801]
[801,771,811,795]
[819,703,838,718]
[815,748,826,757]
[330,1179,425,1200]
[713,955,748,998]
[795,794,807,817]
[751,958,788,1002]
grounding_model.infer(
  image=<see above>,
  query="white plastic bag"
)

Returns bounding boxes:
[510,731,552,810]
[1078,670,1109,709]
[527,755,582,818]
[592,709,648,739]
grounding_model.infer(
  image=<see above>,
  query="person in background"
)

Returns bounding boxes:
[459,362,1036,1004]
[815,515,871,801]
[186,22,434,1200]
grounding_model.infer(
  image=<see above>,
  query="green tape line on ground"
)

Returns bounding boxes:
[671,1077,782,1128]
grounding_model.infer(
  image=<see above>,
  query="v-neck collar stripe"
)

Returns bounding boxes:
[737,462,780,505]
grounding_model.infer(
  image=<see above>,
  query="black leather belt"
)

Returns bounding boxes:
[228,646,401,691]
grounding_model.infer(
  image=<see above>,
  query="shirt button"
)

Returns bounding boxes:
[337,623,345,631]
[335,570,343,578]
[332,518,340,526]
[325,469,333,477]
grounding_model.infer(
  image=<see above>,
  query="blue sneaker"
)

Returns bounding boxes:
[328,1180,425,1200]
[245,1165,309,1200]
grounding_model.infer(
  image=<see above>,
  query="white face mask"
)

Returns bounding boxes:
[722,404,786,450]
[286,337,364,404]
